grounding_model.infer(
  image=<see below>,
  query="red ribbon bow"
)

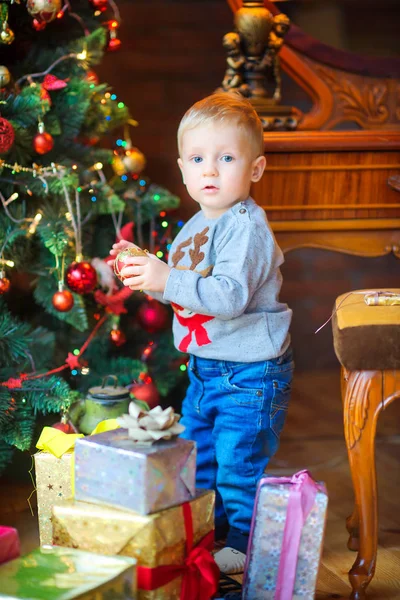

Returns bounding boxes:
[137,502,219,599]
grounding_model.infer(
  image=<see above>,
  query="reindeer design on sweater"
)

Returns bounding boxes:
[171,227,214,352]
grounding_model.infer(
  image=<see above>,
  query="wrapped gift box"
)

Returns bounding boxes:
[74,429,196,514]
[0,545,136,599]
[0,527,20,565]
[52,489,216,600]
[34,451,73,545]
[242,470,328,600]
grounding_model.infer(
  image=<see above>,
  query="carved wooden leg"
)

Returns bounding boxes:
[346,504,359,551]
[342,369,360,551]
[342,370,382,600]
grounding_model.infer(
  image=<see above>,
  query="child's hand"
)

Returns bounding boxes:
[108,240,140,267]
[121,253,171,294]
[109,239,138,257]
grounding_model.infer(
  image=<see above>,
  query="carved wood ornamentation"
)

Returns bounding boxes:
[343,370,373,450]
[227,0,400,132]
[305,60,397,131]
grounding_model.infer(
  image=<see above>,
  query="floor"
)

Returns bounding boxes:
[1,368,400,599]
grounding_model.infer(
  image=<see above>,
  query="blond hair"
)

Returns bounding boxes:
[177,92,264,158]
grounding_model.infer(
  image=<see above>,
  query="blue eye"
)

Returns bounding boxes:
[222,155,233,163]
[192,156,202,163]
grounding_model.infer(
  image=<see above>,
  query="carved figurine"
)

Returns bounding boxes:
[269,13,291,102]
[220,11,290,104]
[221,32,246,92]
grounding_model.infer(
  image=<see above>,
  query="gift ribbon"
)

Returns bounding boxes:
[261,470,321,600]
[35,419,120,494]
[137,502,219,600]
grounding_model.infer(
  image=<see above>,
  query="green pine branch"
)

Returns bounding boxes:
[0,301,34,367]
[34,276,89,332]
[0,440,14,475]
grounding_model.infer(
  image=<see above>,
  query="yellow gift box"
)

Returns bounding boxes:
[52,489,215,600]
[34,421,119,545]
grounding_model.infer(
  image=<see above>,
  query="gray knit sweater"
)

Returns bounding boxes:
[152,197,292,362]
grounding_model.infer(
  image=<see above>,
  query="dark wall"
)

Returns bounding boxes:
[97,0,232,221]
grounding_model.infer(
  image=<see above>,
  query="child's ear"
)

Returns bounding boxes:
[251,155,266,183]
[177,158,185,184]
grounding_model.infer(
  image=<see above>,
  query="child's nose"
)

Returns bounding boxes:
[203,161,218,176]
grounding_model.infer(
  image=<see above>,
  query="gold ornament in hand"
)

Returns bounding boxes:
[114,247,148,282]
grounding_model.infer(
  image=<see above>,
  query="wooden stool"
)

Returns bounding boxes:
[332,290,400,599]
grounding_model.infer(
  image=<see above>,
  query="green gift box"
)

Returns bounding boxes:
[0,545,137,599]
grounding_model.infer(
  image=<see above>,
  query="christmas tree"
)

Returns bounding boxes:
[0,0,187,475]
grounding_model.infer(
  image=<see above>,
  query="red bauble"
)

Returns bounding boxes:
[130,381,160,409]
[52,289,74,312]
[89,0,108,12]
[85,70,99,85]
[107,37,121,51]
[52,420,75,434]
[65,261,97,295]
[32,18,47,30]
[33,131,54,154]
[110,328,126,346]
[0,117,15,154]
[0,277,10,295]
[137,299,169,333]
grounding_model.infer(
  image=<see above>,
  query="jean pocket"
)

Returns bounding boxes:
[222,362,265,406]
[185,361,205,409]
[270,378,291,438]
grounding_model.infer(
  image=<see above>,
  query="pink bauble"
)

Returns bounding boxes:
[137,299,169,333]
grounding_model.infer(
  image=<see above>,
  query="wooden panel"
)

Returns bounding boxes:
[253,142,400,222]
[263,130,400,152]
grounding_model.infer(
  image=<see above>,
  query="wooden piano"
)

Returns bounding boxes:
[228,0,400,258]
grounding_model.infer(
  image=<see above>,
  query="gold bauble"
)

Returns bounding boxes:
[0,66,11,86]
[122,148,146,174]
[0,25,15,45]
[112,155,127,177]
[26,0,62,23]
[114,247,148,281]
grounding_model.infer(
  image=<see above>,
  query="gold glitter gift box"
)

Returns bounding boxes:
[0,545,137,599]
[34,451,73,545]
[52,489,215,600]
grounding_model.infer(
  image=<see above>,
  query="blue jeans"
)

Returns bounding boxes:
[180,347,294,553]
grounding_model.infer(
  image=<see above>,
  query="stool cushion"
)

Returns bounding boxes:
[332,289,400,370]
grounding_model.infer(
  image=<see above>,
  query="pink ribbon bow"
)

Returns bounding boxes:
[244,470,322,600]
[267,470,320,600]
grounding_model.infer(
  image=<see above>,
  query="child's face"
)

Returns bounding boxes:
[177,122,266,219]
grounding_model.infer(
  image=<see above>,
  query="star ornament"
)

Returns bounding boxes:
[66,352,81,370]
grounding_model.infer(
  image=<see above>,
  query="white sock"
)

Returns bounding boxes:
[213,546,246,574]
